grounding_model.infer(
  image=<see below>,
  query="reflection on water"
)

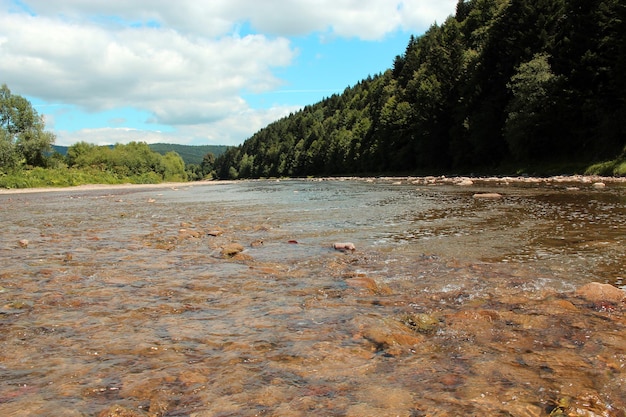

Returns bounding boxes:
[1,179,625,416]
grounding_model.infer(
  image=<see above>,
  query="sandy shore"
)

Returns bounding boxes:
[0,180,231,195]
[0,175,624,195]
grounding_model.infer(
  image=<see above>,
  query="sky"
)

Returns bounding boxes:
[0,0,458,147]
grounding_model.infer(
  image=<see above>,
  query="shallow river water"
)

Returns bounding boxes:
[1,178,625,416]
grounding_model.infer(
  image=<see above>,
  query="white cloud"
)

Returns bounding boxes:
[1,0,456,146]
[55,104,301,147]
[0,13,294,119]
[13,0,456,38]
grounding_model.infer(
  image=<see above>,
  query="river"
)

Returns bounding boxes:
[1,177,625,416]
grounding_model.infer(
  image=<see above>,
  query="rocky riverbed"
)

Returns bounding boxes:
[1,177,625,416]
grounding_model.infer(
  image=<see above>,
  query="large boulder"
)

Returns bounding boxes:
[575,282,625,303]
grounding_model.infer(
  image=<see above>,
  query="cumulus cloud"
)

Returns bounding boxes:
[0,13,293,119]
[0,0,456,145]
[55,103,300,147]
[12,0,456,38]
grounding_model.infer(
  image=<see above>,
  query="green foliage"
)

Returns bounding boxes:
[504,53,560,160]
[0,128,21,171]
[66,141,187,183]
[1,84,56,173]
[0,167,124,189]
[215,0,625,179]
[147,143,228,165]
[56,143,228,166]
[585,146,626,176]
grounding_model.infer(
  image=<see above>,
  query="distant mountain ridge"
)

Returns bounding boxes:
[53,143,228,166]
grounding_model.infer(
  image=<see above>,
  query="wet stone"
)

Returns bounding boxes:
[97,404,147,417]
[576,282,625,303]
[472,192,503,199]
[220,243,245,257]
[333,242,356,252]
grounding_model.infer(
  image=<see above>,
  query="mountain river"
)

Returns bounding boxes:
[1,177,625,416]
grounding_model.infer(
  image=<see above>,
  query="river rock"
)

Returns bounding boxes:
[333,242,356,252]
[97,404,146,417]
[575,282,625,303]
[18,239,29,248]
[356,316,424,356]
[220,243,244,257]
[250,239,264,247]
[345,276,392,295]
[473,193,502,199]
[178,228,201,239]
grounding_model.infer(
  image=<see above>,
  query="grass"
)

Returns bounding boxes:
[0,167,173,189]
[585,159,626,177]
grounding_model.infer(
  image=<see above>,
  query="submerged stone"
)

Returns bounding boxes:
[220,243,245,257]
[97,404,146,417]
[400,312,440,333]
[575,282,625,303]
[333,242,356,252]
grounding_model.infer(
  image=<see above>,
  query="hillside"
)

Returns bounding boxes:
[53,143,228,166]
[214,0,626,179]
[147,143,228,166]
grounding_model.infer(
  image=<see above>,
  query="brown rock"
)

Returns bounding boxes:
[207,230,223,237]
[250,239,264,247]
[356,316,424,355]
[178,229,201,239]
[221,243,244,257]
[345,276,392,295]
[473,193,502,199]
[178,370,208,386]
[97,404,146,417]
[575,282,625,303]
[333,242,356,252]
[18,239,29,248]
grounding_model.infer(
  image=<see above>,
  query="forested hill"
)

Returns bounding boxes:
[53,143,228,166]
[215,0,626,179]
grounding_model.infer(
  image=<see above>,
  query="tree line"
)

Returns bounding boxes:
[215,0,626,178]
[1,84,56,171]
[1,84,192,187]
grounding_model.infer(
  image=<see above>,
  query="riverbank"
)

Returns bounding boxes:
[2,174,625,195]
[0,180,228,195]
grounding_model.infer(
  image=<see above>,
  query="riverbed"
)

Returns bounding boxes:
[1,177,625,416]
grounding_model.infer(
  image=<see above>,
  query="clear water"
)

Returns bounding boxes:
[1,179,625,416]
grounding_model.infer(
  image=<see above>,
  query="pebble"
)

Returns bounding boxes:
[220,243,244,257]
[333,242,356,252]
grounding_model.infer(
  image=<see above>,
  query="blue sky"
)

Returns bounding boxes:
[1,0,457,146]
